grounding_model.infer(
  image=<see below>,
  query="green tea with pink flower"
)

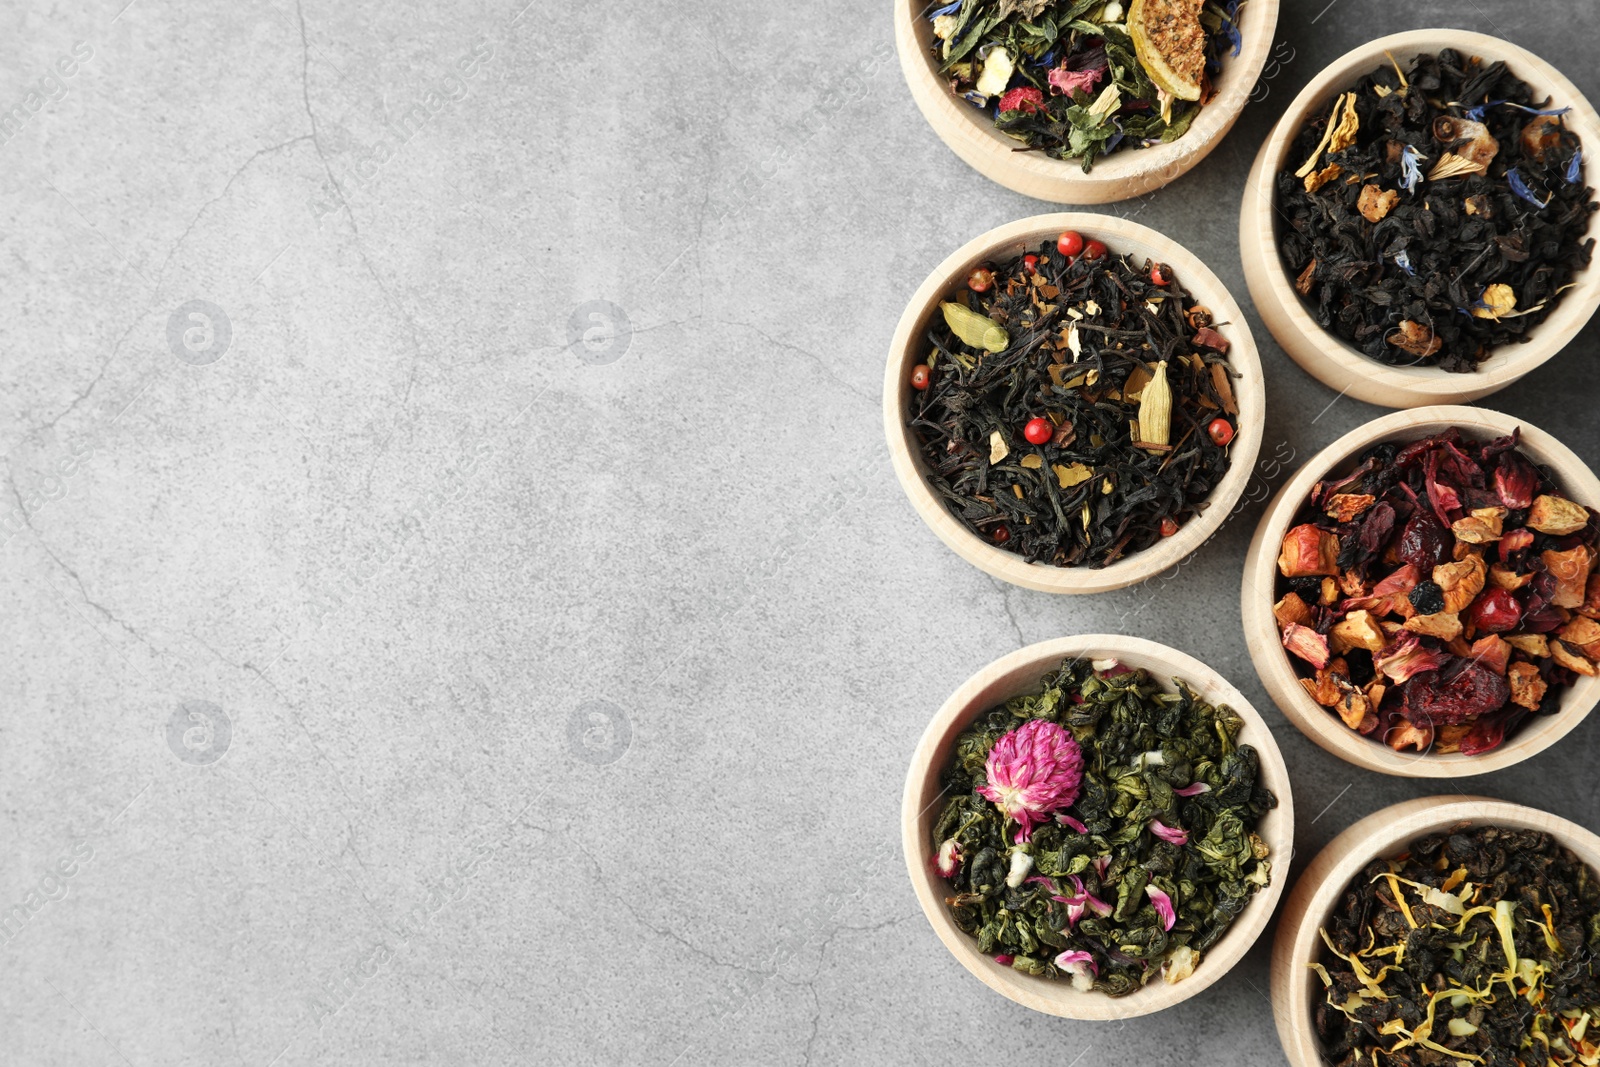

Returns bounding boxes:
[931,656,1275,993]
[926,0,1244,170]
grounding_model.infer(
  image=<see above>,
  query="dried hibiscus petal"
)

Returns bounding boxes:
[1494,451,1538,509]
[1283,623,1331,670]
[1402,661,1510,727]
[1374,632,1450,684]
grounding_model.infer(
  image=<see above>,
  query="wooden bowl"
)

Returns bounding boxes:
[885,212,1265,594]
[902,634,1295,1019]
[1239,29,1600,408]
[1241,405,1600,777]
[1271,795,1600,1067]
[894,0,1280,203]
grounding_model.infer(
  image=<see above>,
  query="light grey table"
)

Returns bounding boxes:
[4,1,1599,1064]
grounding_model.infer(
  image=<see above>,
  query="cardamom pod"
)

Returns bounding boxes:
[941,301,1009,353]
[1137,360,1172,446]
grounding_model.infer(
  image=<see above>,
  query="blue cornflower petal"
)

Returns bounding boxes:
[1399,145,1425,193]
[1040,49,1056,68]
[927,0,962,18]
[1394,250,1415,275]
[1507,168,1551,209]
[1567,150,1583,184]
[1464,99,1570,120]
[1463,101,1496,121]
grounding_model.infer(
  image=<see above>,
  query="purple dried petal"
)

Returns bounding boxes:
[1568,150,1583,184]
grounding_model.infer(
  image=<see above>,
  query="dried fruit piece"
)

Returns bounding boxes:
[1273,592,1313,630]
[1387,719,1433,752]
[1558,616,1600,660]
[989,430,1010,464]
[1467,634,1510,675]
[1403,662,1510,727]
[1504,633,1550,658]
[1542,546,1592,608]
[1528,494,1590,535]
[1433,555,1487,614]
[1451,507,1506,544]
[1387,320,1442,359]
[1408,580,1445,615]
[1331,610,1387,654]
[1488,563,1532,591]
[1397,509,1452,570]
[1404,611,1463,641]
[1550,640,1598,677]
[1467,587,1523,633]
[1358,184,1400,222]
[1326,494,1376,522]
[1278,524,1340,578]
[1126,0,1207,102]
[1282,622,1331,670]
[1507,661,1547,710]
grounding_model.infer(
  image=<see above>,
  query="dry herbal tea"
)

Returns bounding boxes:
[931,657,1275,993]
[926,0,1242,171]
[906,228,1241,568]
[1314,825,1600,1067]
[1276,50,1596,372]
[1273,428,1600,756]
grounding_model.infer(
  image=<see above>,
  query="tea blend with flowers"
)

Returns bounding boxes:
[931,657,1275,993]
[906,229,1241,568]
[1276,50,1596,373]
[927,0,1242,170]
[1314,826,1600,1067]
[1273,428,1600,756]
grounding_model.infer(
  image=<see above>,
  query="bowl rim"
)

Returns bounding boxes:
[893,0,1282,204]
[1240,404,1600,777]
[1270,795,1600,1067]
[902,633,1296,1020]
[1239,27,1600,407]
[884,211,1266,594]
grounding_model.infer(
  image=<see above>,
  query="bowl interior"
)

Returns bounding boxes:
[904,635,1294,1019]
[1252,29,1600,392]
[899,0,1277,190]
[1274,797,1600,1067]
[1246,405,1600,776]
[885,212,1265,594]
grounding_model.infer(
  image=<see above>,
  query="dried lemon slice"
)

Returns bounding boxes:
[1127,0,1206,102]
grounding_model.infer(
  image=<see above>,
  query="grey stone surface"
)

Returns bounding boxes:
[3,1,1599,1064]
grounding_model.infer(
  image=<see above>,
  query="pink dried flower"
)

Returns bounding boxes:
[1051,875,1113,928]
[1048,64,1105,99]
[933,838,962,879]
[1173,782,1210,797]
[1149,819,1189,846]
[993,953,1015,966]
[1374,632,1450,684]
[1056,813,1088,834]
[1092,855,1111,880]
[976,719,1084,841]
[1054,949,1098,989]
[1145,885,1177,932]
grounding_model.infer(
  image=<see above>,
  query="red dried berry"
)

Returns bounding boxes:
[1403,662,1510,727]
[993,525,1011,544]
[1396,509,1452,570]
[998,87,1045,115]
[1467,587,1523,633]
